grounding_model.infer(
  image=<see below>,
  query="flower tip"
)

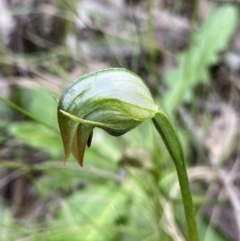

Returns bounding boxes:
[76,157,84,167]
[63,157,68,166]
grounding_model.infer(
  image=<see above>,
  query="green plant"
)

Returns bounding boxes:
[163,5,238,114]
[57,68,199,241]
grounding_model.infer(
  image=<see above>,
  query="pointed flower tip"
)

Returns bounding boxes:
[63,158,67,166]
[77,155,84,167]
[63,156,84,167]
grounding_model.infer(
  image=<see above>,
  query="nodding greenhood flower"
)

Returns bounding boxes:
[58,68,158,166]
[57,68,200,241]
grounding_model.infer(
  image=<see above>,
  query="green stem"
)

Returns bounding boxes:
[152,110,199,241]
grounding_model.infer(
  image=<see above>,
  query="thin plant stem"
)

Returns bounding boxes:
[0,95,59,133]
[152,110,199,241]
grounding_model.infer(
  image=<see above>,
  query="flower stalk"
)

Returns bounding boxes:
[57,68,199,241]
[152,111,199,241]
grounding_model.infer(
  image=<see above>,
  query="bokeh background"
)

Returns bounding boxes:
[1,0,240,240]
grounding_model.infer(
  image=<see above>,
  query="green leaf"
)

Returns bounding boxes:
[27,89,58,128]
[8,122,62,157]
[164,5,238,113]
[46,177,155,241]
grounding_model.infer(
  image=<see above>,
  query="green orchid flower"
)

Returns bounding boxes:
[57,68,158,166]
[57,68,199,241]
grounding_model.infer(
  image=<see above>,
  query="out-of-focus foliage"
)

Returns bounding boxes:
[1,1,239,241]
[163,5,238,114]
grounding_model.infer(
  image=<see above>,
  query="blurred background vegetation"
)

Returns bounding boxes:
[0,0,240,240]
